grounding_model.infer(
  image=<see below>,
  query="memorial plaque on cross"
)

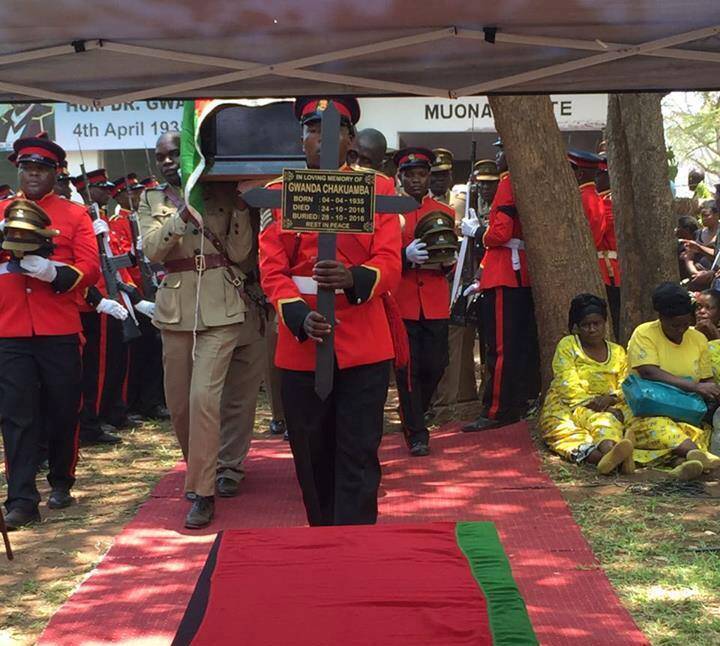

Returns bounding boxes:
[244,101,415,400]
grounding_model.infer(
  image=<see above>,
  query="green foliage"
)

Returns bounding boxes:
[664,92,720,179]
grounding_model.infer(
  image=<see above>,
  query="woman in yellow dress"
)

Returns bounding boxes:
[626,282,720,479]
[540,294,634,475]
[694,288,720,380]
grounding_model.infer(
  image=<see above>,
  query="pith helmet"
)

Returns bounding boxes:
[1,198,59,257]
[414,210,459,265]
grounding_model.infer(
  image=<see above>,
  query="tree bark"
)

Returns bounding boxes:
[489,95,606,390]
[606,93,678,344]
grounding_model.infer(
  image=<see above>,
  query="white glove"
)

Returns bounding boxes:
[96,298,128,320]
[134,300,155,318]
[93,219,110,236]
[406,239,429,265]
[19,255,57,283]
[463,281,480,297]
[461,217,480,238]
[0,219,5,232]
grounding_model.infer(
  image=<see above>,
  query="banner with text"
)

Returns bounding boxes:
[55,100,184,151]
[358,94,607,143]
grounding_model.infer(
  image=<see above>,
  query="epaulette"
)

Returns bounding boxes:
[146,182,168,192]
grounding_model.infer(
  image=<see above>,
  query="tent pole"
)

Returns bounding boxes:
[0,80,94,105]
[0,40,102,68]
[96,28,456,106]
[273,68,446,97]
[456,28,720,64]
[456,24,720,95]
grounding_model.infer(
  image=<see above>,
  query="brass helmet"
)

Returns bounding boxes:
[1,198,59,258]
[472,159,500,182]
[414,210,459,265]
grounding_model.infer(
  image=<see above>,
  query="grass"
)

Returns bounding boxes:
[1,397,719,645]
[0,421,180,646]
[535,426,720,645]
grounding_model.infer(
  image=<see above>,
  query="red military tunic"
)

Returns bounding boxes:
[598,189,621,286]
[479,172,530,289]
[109,208,143,290]
[0,192,101,337]
[395,193,454,320]
[579,181,607,250]
[77,206,136,313]
[259,167,402,372]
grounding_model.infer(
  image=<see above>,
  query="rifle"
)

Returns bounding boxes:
[120,149,157,299]
[76,142,141,342]
[450,139,480,326]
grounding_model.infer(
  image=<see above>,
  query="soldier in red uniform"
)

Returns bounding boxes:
[109,174,144,287]
[568,149,621,337]
[0,136,101,528]
[393,147,454,456]
[595,156,621,339]
[109,174,167,420]
[71,170,141,444]
[463,141,540,431]
[259,96,402,526]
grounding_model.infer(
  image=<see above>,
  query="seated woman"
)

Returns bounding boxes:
[626,282,720,479]
[540,294,634,475]
[694,288,720,381]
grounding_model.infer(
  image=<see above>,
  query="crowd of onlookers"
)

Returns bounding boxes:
[541,174,720,479]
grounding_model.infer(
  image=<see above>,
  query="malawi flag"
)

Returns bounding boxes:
[174,522,537,645]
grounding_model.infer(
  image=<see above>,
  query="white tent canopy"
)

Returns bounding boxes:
[0,1,719,105]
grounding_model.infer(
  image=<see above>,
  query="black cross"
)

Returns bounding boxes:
[244,102,415,400]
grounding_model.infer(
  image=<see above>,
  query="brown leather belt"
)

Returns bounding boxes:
[163,253,227,274]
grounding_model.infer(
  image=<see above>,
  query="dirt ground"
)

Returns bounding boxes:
[2,389,720,645]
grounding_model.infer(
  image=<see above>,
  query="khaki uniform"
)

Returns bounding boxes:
[217,210,267,485]
[432,186,478,409]
[217,299,265,483]
[138,183,253,497]
[263,309,285,422]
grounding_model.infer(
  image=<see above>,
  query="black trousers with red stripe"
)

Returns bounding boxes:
[481,287,540,422]
[79,312,129,439]
[396,318,449,446]
[0,335,82,513]
[126,315,165,416]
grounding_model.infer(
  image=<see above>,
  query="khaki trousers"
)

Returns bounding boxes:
[162,324,241,497]
[263,312,285,422]
[217,334,265,483]
[433,325,478,407]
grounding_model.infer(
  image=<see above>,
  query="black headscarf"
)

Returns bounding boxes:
[652,282,693,317]
[568,293,607,332]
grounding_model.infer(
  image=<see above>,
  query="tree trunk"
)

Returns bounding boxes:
[489,95,606,390]
[606,93,678,344]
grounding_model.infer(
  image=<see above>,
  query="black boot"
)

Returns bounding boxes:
[184,496,214,529]
[269,419,286,435]
[462,416,503,432]
[48,489,75,510]
[5,507,41,530]
[216,477,239,498]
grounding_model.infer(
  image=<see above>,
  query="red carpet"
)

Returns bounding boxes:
[38,422,649,645]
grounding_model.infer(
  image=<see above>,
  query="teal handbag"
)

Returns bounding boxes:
[622,375,707,426]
